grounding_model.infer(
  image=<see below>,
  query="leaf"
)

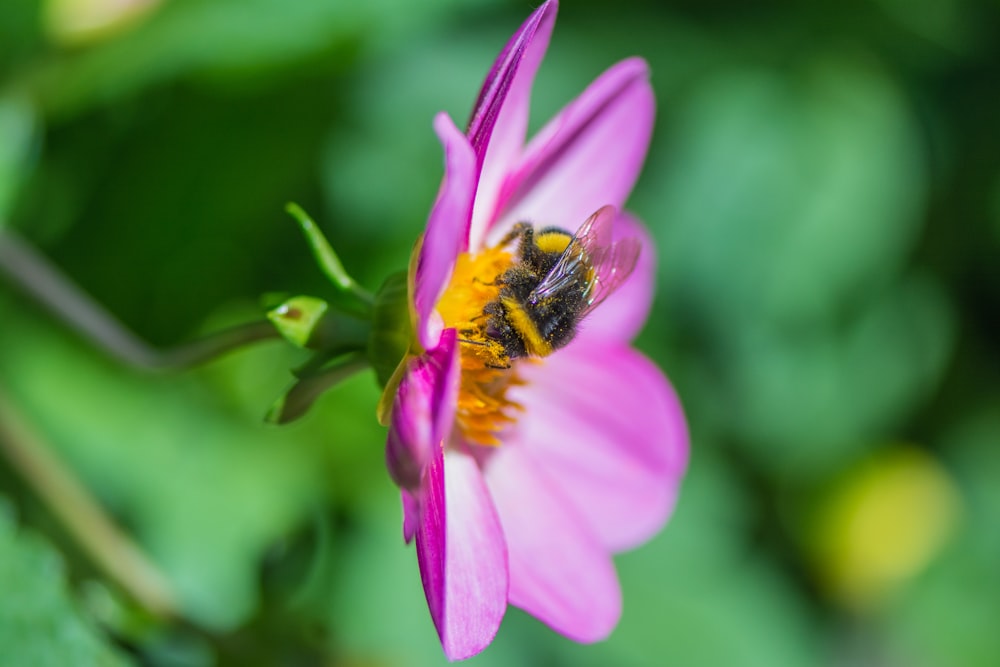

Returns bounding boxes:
[0,95,37,224]
[0,506,132,667]
[38,0,505,117]
[0,304,342,630]
[653,57,925,325]
[884,405,1000,667]
[728,275,954,476]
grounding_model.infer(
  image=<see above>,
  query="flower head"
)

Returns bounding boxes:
[382,0,688,659]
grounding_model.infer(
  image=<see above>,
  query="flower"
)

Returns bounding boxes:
[381,0,688,659]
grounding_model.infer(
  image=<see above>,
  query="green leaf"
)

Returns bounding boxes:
[0,94,37,223]
[0,507,132,667]
[0,303,333,630]
[653,57,925,325]
[37,0,500,117]
[729,275,954,477]
[884,406,1000,667]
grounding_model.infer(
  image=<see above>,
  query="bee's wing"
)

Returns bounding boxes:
[580,233,641,317]
[529,205,640,315]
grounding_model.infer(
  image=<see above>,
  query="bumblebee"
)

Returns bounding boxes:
[478,205,640,367]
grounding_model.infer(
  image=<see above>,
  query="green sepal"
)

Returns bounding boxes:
[267,296,329,349]
[367,271,412,389]
[285,203,373,319]
[266,352,367,424]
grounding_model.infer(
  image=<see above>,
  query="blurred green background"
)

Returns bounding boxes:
[1,0,999,665]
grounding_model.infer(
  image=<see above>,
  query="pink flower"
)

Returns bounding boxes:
[382,0,688,659]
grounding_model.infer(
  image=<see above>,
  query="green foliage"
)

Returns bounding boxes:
[0,509,130,667]
[0,94,37,224]
[885,407,1000,667]
[0,309,330,629]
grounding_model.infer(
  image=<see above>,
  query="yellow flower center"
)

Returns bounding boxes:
[436,244,524,446]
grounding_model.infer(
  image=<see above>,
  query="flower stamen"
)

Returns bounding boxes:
[436,244,523,446]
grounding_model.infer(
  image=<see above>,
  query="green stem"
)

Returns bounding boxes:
[0,228,281,371]
[0,389,177,619]
[285,203,375,307]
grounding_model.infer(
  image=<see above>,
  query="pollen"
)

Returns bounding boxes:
[436,244,523,446]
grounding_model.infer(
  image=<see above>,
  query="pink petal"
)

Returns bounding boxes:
[415,113,477,349]
[488,57,655,241]
[576,211,656,345]
[415,449,509,660]
[385,330,459,490]
[483,443,622,642]
[507,341,689,552]
[467,0,558,250]
[402,489,419,544]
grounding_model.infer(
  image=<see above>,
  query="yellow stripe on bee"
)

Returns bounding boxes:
[534,230,572,254]
[502,296,553,357]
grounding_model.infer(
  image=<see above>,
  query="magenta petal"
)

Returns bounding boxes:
[416,449,509,660]
[483,443,622,642]
[490,57,655,239]
[508,342,689,552]
[467,0,557,250]
[577,212,656,344]
[402,490,419,544]
[466,0,556,155]
[415,114,477,349]
[385,330,459,490]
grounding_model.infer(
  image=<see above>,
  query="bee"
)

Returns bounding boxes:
[479,205,641,368]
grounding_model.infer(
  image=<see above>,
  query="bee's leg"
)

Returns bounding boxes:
[497,222,532,247]
[462,314,488,327]
[473,268,513,287]
[473,276,498,286]
[458,337,488,347]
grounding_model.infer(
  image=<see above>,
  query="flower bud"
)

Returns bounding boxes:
[267,296,329,349]
[368,271,413,389]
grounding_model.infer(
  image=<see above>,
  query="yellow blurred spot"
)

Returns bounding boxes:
[812,446,961,612]
[44,0,161,47]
